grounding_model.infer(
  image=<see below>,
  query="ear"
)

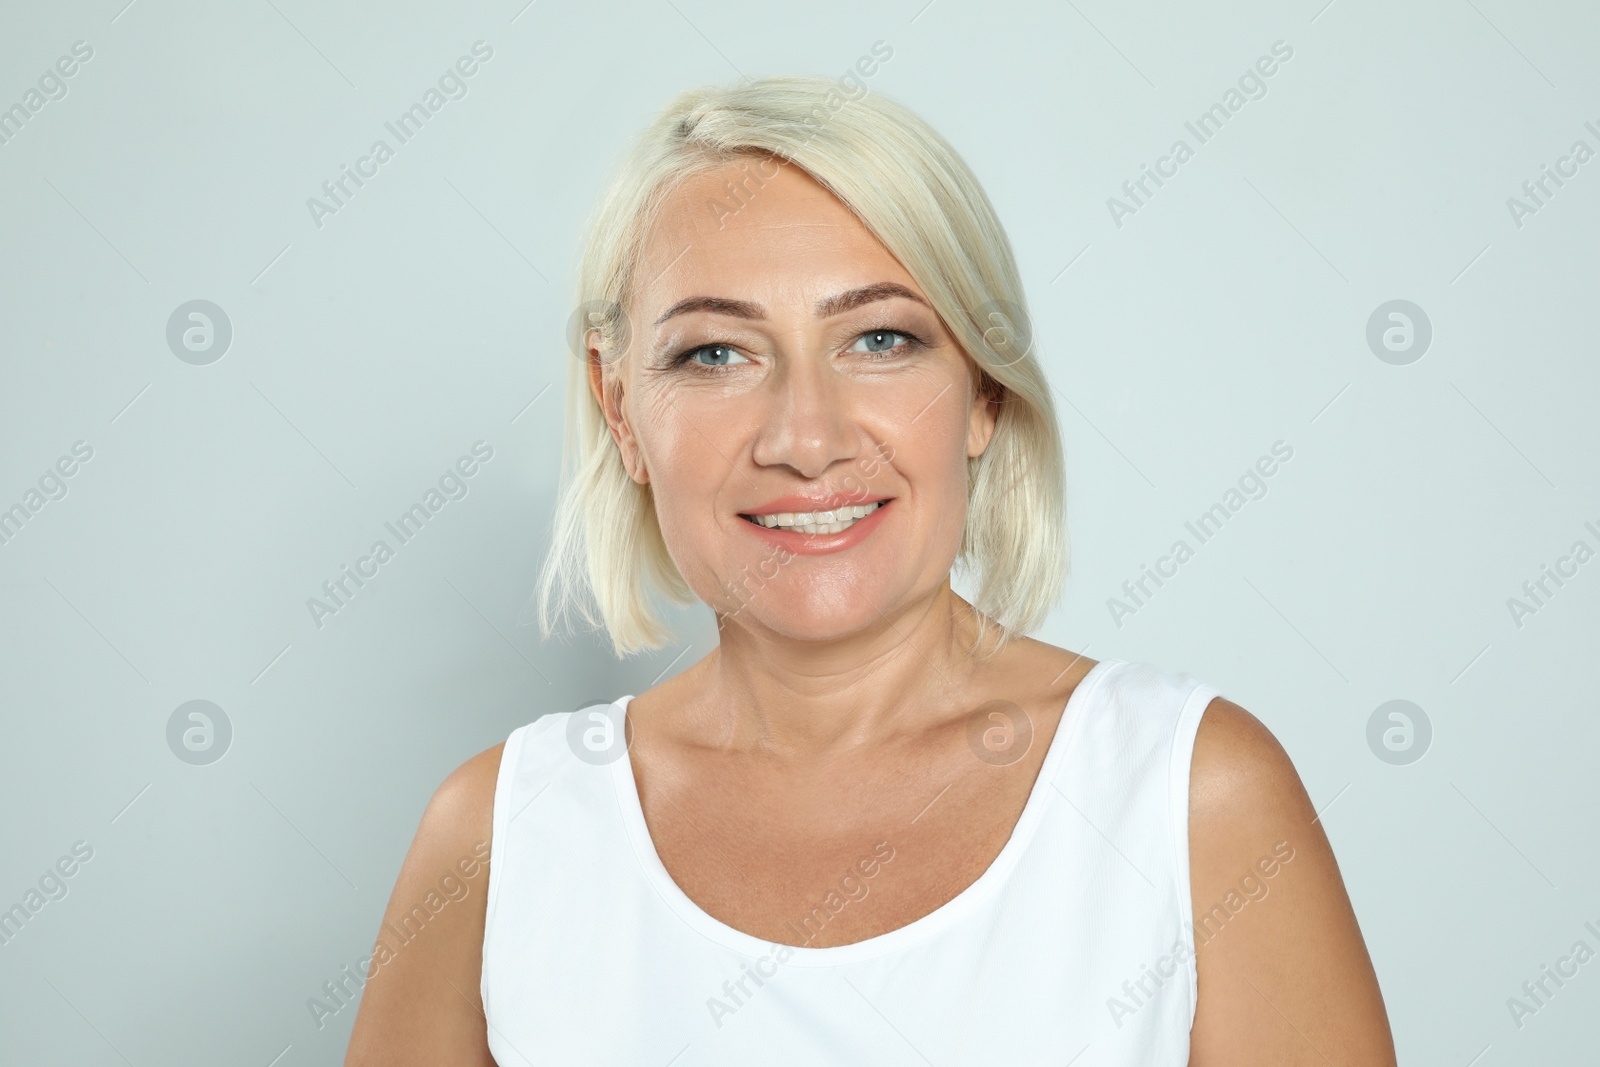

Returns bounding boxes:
[966,370,1002,459]
[586,330,649,484]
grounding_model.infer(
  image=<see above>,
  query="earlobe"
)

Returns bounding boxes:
[586,339,648,484]
[966,389,1000,459]
[620,435,649,485]
[605,397,650,486]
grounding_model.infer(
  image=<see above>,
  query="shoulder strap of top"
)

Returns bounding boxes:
[1049,659,1223,1030]
[1163,667,1222,1030]
[483,711,572,925]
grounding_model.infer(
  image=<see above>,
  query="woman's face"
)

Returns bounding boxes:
[591,156,998,644]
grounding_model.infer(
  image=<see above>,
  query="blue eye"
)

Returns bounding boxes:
[672,327,925,370]
[849,329,922,357]
[681,343,751,367]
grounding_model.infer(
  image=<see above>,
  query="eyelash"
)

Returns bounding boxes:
[670,325,929,370]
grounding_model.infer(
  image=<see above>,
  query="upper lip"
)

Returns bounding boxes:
[739,493,893,517]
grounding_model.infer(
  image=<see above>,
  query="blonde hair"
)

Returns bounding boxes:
[532,73,1068,659]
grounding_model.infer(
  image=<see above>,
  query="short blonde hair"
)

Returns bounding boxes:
[533,74,1068,659]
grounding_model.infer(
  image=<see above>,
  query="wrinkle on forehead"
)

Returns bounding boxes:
[633,165,909,317]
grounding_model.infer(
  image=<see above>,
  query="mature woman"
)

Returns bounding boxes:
[346,74,1395,1064]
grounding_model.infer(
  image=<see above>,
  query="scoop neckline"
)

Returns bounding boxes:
[608,657,1119,967]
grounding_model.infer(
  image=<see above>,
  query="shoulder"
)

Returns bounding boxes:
[1189,696,1302,823]
[418,742,503,847]
[1185,696,1397,1064]
[385,739,507,924]
[1185,695,1321,921]
[343,743,506,1064]
[996,637,1099,713]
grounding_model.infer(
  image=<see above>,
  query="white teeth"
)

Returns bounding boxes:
[747,500,885,534]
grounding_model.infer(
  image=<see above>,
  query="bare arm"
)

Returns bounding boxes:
[1187,698,1396,1065]
[344,744,503,1066]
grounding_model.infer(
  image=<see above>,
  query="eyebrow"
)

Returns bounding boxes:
[651,281,931,327]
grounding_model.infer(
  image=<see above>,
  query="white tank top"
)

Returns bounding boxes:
[481,657,1221,1065]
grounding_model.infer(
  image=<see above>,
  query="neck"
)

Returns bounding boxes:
[693,580,996,758]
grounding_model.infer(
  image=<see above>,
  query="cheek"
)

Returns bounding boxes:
[925,410,980,556]
[631,391,743,568]
[631,384,709,478]
[887,395,972,508]
[872,364,978,467]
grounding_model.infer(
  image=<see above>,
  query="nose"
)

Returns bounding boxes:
[749,352,861,482]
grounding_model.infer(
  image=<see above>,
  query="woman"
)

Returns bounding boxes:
[346,74,1396,1064]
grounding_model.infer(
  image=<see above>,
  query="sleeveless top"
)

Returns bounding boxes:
[481,657,1222,1065]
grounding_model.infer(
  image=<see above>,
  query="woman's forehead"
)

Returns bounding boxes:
[635,163,915,315]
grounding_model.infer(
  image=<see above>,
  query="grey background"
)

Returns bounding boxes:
[1,0,1596,1063]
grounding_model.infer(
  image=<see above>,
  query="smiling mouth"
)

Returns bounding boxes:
[738,499,892,535]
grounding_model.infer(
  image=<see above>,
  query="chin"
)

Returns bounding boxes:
[719,593,888,644]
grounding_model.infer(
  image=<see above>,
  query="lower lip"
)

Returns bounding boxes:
[737,501,892,555]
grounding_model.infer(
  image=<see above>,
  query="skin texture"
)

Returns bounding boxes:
[345,156,1396,1063]
[1187,699,1396,1064]
[343,745,499,1066]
